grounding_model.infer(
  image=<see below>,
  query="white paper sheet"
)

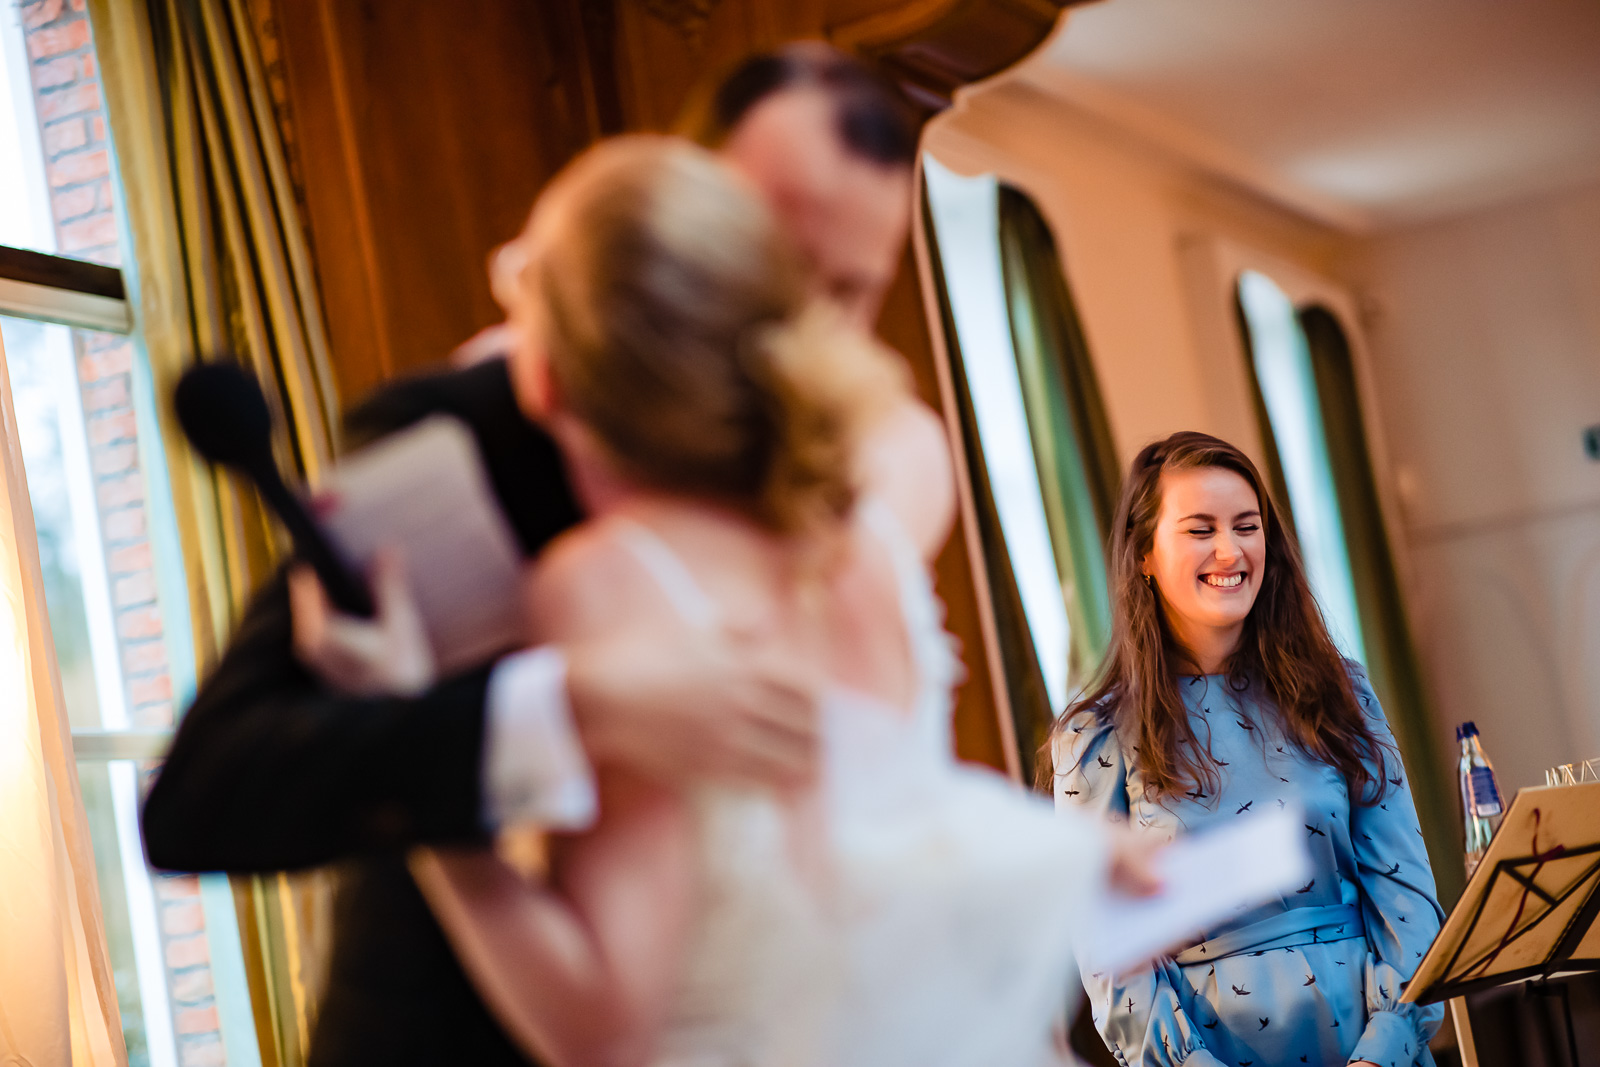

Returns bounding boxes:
[1073,804,1313,976]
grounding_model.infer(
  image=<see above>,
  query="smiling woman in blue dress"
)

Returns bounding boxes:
[1054,431,1444,1067]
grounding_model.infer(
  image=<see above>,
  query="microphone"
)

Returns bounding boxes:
[174,359,375,617]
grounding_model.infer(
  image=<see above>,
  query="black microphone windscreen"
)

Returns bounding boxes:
[175,360,275,469]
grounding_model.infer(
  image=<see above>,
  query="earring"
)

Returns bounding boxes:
[1144,574,1154,588]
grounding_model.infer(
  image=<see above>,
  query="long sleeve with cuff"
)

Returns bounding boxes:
[1056,716,1223,1067]
[1345,671,1446,1067]
[142,357,586,874]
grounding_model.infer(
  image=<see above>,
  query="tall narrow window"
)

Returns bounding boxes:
[923,157,1117,777]
[1236,270,1366,662]
[1,4,259,1065]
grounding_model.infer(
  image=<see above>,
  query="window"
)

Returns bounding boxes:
[925,158,1073,712]
[1236,269,1366,662]
[1,5,258,1066]
[923,158,1118,775]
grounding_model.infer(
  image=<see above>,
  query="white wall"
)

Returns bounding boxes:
[924,79,1600,800]
[1339,184,1600,792]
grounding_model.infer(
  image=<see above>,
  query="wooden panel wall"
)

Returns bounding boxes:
[266,0,618,399]
[260,0,1078,772]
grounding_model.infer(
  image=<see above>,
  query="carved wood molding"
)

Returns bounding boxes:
[829,0,1088,106]
[636,0,725,42]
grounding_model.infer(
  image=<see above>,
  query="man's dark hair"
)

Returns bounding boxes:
[680,42,918,166]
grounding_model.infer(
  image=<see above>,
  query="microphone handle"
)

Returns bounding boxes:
[249,460,376,618]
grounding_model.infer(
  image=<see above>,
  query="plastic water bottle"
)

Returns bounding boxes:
[1457,721,1503,877]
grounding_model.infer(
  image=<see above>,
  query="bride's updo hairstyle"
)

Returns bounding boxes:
[510,135,906,535]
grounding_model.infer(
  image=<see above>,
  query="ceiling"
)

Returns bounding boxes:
[1015,0,1600,230]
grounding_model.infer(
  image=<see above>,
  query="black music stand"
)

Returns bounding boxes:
[1403,781,1600,1067]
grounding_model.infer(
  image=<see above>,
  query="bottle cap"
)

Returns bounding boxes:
[1456,721,1479,741]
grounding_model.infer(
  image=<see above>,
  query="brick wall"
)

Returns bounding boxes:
[19,1,229,1064]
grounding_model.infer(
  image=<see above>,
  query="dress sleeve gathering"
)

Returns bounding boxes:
[1053,714,1222,1066]
[1344,668,1447,1066]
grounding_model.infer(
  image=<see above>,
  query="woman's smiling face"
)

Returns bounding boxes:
[1143,465,1266,663]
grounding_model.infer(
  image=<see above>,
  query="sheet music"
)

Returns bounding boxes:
[1074,805,1313,975]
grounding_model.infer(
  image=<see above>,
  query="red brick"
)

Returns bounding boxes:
[107,541,152,574]
[164,934,209,969]
[22,0,64,31]
[169,968,213,1004]
[82,244,121,267]
[51,182,94,220]
[79,344,131,381]
[104,507,147,544]
[87,410,136,446]
[32,55,77,90]
[179,1036,225,1067]
[97,472,142,508]
[96,182,113,210]
[45,146,106,187]
[91,442,136,476]
[129,674,172,706]
[90,115,105,142]
[26,20,90,60]
[116,604,161,639]
[161,900,204,937]
[174,1006,218,1036]
[70,0,85,10]
[81,53,95,81]
[113,570,156,608]
[59,212,117,252]
[123,639,167,675]
[82,375,128,412]
[36,79,98,123]
[155,873,200,900]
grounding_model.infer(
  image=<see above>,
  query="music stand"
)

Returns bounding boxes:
[1403,781,1600,1067]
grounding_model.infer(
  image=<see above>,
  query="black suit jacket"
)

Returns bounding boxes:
[142,359,580,1066]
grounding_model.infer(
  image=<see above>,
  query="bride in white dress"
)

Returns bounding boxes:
[409,135,1156,1067]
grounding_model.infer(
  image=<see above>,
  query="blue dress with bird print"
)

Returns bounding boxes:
[1055,665,1445,1067]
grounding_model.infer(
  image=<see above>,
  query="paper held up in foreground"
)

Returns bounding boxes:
[1074,805,1314,975]
[314,415,528,677]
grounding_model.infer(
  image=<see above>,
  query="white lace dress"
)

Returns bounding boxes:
[612,502,1107,1067]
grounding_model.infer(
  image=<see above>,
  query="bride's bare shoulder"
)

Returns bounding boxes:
[523,518,660,643]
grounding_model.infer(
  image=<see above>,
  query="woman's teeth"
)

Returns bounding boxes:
[1203,573,1244,588]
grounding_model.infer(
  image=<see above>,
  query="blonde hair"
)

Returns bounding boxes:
[514,135,906,535]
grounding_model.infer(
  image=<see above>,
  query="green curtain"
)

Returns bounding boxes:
[920,186,1054,785]
[995,186,1117,692]
[91,1,342,1063]
[1298,306,1461,903]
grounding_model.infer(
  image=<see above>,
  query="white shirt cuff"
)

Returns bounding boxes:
[482,646,598,831]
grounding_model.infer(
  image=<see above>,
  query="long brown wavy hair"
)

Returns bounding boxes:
[1052,431,1393,804]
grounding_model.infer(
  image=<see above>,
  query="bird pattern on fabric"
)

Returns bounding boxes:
[1053,666,1446,1067]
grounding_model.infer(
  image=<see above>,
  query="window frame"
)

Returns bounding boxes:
[0,243,131,331]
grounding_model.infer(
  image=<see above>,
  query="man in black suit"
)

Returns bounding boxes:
[141,45,918,1067]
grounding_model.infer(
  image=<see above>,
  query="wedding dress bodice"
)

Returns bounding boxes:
[613,502,1104,1067]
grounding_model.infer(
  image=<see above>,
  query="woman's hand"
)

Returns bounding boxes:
[1106,824,1166,897]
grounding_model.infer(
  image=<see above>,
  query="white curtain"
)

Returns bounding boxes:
[0,334,125,1066]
